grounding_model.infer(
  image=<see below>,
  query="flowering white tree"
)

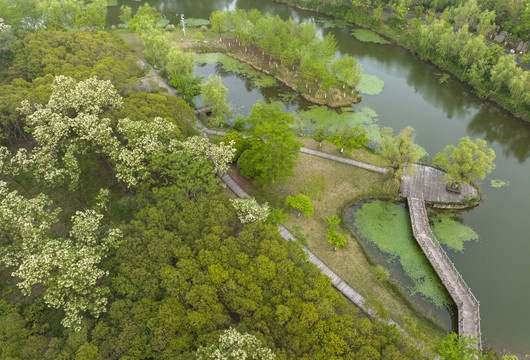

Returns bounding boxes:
[0,182,122,330]
[17,76,122,191]
[196,327,276,360]
[230,198,270,224]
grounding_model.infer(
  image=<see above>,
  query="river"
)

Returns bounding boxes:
[107,0,530,354]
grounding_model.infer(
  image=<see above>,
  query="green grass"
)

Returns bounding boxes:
[352,200,452,308]
[351,29,390,44]
[357,74,385,95]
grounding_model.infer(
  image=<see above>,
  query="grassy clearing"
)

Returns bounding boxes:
[228,137,446,347]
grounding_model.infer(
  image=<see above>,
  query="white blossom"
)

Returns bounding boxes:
[196,327,276,360]
[230,198,270,224]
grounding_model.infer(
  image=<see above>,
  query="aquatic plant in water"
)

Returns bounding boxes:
[351,29,390,44]
[185,18,210,27]
[490,179,509,188]
[353,201,451,308]
[296,105,381,141]
[430,211,479,252]
[357,74,384,95]
[196,53,277,88]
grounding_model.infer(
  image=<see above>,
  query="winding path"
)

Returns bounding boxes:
[401,166,482,348]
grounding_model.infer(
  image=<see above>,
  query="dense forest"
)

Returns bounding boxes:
[0,0,523,358]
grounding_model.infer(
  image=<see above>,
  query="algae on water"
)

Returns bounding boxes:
[185,18,210,27]
[196,53,277,88]
[353,201,451,308]
[430,211,479,252]
[351,29,390,44]
[490,179,509,188]
[357,74,384,95]
[296,105,381,142]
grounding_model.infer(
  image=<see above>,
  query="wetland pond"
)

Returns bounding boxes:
[108,0,530,354]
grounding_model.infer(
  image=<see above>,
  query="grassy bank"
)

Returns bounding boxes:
[228,137,447,348]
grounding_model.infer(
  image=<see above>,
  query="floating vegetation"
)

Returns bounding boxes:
[316,18,350,29]
[351,29,390,44]
[490,179,509,188]
[196,53,277,88]
[352,201,451,308]
[155,19,170,28]
[430,211,479,252]
[357,74,384,95]
[185,18,210,27]
[296,105,381,142]
[106,0,118,6]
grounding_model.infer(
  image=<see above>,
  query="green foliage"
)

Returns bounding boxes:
[237,101,302,188]
[435,333,487,360]
[325,214,341,231]
[129,3,161,31]
[210,11,228,33]
[329,125,369,153]
[266,208,289,226]
[285,194,314,217]
[430,211,479,252]
[9,30,140,91]
[119,5,132,24]
[353,201,451,307]
[311,126,329,147]
[351,28,390,44]
[202,75,232,126]
[378,126,422,181]
[218,132,250,162]
[357,74,385,95]
[327,229,347,249]
[432,137,496,186]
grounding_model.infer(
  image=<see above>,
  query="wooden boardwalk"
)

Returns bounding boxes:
[402,167,481,348]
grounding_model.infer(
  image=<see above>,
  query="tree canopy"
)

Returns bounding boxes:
[237,101,302,187]
[433,137,496,186]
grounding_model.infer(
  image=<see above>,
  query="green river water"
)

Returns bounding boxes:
[107,0,530,354]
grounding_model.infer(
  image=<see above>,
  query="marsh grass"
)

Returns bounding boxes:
[351,29,391,44]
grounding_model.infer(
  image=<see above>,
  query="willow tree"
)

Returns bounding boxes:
[378,126,422,181]
[433,137,495,187]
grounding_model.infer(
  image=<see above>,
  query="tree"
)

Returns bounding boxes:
[119,5,132,25]
[75,0,106,29]
[378,126,422,181]
[202,75,232,127]
[327,229,346,250]
[432,137,496,186]
[434,333,487,360]
[165,44,196,78]
[331,55,363,89]
[312,126,329,148]
[230,198,270,224]
[210,10,228,34]
[329,126,368,153]
[197,327,276,359]
[0,182,122,330]
[237,101,302,187]
[325,214,341,231]
[285,194,314,217]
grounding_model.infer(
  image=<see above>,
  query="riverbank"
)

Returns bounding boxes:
[177,31,361,108]
[271,0,530,123]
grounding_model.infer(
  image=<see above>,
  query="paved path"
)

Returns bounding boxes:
[300,147,388,174]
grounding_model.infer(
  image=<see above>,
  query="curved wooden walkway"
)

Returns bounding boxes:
[401,167,481,348]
